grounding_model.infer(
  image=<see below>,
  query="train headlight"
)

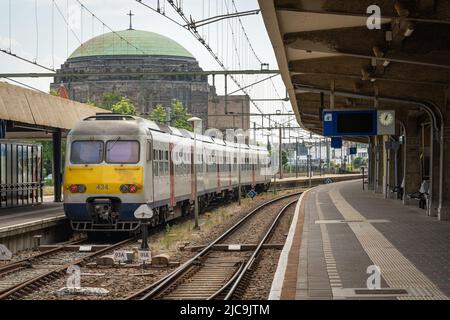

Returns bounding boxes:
[120,184,129,193]
[69,184,86,193]
[120,184,138,193]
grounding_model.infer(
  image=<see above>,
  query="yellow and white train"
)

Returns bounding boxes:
[64,114,271,232]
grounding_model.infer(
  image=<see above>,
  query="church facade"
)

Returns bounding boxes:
[51,29,209,124]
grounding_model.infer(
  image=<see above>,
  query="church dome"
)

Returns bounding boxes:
[69,29,194,59]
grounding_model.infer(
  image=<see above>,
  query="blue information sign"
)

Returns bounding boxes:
[331,137,342,149]
[323,110,377,137]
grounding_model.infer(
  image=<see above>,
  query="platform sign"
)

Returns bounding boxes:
[331,137,342,149]
[138,250,152,263]
[323,110,395,137]
[134,204,153,220]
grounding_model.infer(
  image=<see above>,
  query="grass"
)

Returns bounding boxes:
[151,190,299,253]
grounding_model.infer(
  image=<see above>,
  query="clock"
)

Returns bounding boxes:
[379,111,394,126]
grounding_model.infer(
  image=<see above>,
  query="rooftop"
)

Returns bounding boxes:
[69,29,194,59]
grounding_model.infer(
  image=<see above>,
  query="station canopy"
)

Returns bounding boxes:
[259,0,450,137]
[0,82,108,139]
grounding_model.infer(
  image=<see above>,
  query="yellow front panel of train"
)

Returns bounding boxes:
[64,166,143,194]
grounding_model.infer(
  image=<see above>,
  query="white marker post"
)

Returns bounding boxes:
[134,204,154,250]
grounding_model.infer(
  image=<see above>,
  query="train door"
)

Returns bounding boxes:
[169,142,175,208]
[146,139,154,206]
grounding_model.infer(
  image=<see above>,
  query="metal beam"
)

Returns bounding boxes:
[274,3,450,25]
[1,70,280,78]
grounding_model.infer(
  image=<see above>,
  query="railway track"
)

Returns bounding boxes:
[127,192,300,300]
[0,237,135,300]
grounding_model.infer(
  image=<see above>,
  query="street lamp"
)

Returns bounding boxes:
[188,117,202,231]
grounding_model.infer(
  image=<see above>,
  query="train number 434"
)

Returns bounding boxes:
[96,184,109,191]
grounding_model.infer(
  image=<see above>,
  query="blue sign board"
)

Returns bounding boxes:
[331,137,342,149]
[323,110,377,137]
[349,147,357,155]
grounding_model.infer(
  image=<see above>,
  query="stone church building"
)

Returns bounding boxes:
[51,28,209,124]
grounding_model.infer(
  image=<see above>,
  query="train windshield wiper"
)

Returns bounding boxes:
[107,137,121,152]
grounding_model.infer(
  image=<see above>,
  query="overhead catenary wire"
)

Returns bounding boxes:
[76,0,148,55]
[137,0,284,129]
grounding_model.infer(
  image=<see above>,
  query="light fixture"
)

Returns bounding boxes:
[404,23,415,37]
[385,30,393,42]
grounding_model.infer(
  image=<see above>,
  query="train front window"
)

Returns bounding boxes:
[106,140,140,164]
[71,141,104,164]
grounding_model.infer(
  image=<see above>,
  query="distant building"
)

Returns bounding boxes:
[208,92,250,132]
[51,29,209,124]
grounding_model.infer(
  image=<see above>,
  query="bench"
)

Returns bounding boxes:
[406,180,429,210]
[391,185,403,200]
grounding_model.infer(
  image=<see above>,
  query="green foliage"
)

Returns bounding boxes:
[101,91,122,110]
[352,157,367,169]
[149,101,193,131]
[171,100,192,131]
[149,104,167,124]
[111,97,136,115]
[281,150,288,167]
[86,99,97,107]
[39,140,66,180]
[49,90,59,97]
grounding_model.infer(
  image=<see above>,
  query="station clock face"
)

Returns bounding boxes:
[379,111,394,126]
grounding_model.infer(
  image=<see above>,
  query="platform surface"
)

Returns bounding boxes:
[271,180,450,300]
[273,173,361,183]
[0,202,65,232]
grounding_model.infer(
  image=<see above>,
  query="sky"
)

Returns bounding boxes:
[0,0,311,141]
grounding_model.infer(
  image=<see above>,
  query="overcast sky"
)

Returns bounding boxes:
[0,0,294,122]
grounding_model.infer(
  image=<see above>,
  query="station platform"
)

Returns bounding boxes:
[0,202,67,254]
[270,180,450,300]
[271,173,362,190]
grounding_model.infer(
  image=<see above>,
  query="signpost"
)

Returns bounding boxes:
[134,204,154,250]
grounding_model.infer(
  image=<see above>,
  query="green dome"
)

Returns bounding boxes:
[69,29,194,59]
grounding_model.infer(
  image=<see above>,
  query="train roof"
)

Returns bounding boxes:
[70,114,265,150]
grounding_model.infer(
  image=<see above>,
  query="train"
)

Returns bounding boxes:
[63,114,271,232]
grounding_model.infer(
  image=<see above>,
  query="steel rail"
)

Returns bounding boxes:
[0,237,136,300]
[129,192,302,300]
[224,199,297,300]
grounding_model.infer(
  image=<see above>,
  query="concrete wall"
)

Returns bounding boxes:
[208,94,250,131]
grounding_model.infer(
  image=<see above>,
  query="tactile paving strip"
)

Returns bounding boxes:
[329,185,448,300]
[315,191,343,291]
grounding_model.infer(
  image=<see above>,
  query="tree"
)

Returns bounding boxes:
[39,140,66,181]
[101,91,122,110]
[86,99,97,107]
[281,150,288,167]
[149,101,193,132]
[111,97,136,115]
[352,157,367,169]
[149,104,167,124]
[171,100,192,131]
